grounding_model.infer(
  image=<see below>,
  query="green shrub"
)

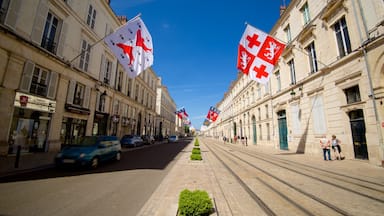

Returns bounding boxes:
[178,189,213,216]
[192,148,201,154]
[190,153,202,160]
[194,139,199,146]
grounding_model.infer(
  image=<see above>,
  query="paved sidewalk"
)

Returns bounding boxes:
[137,139,232,216]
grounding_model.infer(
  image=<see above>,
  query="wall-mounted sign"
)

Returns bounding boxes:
[14,92,56,113]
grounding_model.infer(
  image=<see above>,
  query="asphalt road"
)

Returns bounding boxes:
[0,138,192,216]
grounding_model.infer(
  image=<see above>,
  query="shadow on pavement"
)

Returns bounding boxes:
[0,138,192,183]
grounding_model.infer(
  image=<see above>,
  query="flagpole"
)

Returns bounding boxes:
[69,13,142,64]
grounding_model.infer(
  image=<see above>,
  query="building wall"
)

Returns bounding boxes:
[205,0,384,166]
[0,0,176,167]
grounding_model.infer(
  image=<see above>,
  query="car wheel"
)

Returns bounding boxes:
[115,152,121,161]
[91,157,99,169]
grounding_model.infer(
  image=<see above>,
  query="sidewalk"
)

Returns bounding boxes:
[137,139,232,216]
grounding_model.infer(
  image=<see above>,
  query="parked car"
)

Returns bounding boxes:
[168,135,178,143]
[120,135,143,147]
[142,135,155,145]
[55,135,121,168]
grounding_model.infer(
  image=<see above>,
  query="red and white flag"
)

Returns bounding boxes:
[237,24,285,84]
[104,16,153,78]
[206,106,220,122]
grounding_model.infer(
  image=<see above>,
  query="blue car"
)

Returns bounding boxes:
[120,135,143,147]
[55,136,122,168]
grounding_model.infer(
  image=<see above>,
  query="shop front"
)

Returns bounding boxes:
[8,92,56,154]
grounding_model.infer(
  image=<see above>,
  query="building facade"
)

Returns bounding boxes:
[204,0,384,166]
[156,77,176,138]
[0,0,174,172]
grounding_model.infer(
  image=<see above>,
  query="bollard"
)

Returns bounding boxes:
[15,145,21,168]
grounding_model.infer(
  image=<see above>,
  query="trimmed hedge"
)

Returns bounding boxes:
[194,139,199,146]
[192,147,201,154]
[178,189,214,216]
[190,153,202,160]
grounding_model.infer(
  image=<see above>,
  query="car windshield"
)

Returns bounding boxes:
[72,136,98,146]
[123,135,133,139]
[170,136,176,139]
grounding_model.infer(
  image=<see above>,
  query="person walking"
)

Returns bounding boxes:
[331,135,345,160]
[320,135,331,161]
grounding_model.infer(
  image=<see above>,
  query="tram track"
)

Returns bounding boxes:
[202,138,384,216]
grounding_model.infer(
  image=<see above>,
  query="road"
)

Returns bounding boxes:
[0,138,191,216]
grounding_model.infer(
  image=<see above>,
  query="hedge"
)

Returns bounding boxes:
[178,189,213,216]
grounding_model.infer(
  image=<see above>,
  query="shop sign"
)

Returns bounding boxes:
[14,92,56,113]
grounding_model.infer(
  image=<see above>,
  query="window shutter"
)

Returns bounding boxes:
[99,54,105,81]
[47,71,58,99]
[4,0,21,30]
[56,21,68,58]
[95,91,100,111]
[83,86,90,108]
[66,80,76,104]
[110,61,116,88]
[19,60,35,92]
[31,0,49,45]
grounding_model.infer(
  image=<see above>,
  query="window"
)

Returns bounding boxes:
[288,59,296,84]
[265,104,269,119]
[291,104,301,135]
[86,4,96,29]
[301,2,310,25]
[0,0,10,23]
[333,17,351,58]
[344,85,361,104]
[73,83,85,106]
[30,66,49,96]
[258,107,261,120]
[98,93,106,112]
[41,12,59,53]
[127,78,132,96]
[266,123,270,140]
[312,95,327,134]
[275,71,281,92]
[259,124,262,140]
[117,71,123,91]
[79,40,91,71]
[284,25,292,43]
[306,42,318,73]
[20,61,58,99]
[104,59,112,84]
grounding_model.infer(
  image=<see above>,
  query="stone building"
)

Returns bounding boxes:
[0,0,172,172]
[156,77,176,138]
[204,0,384,166]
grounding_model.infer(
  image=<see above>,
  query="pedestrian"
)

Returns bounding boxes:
[320,135,331,161]
[331,135,345,160]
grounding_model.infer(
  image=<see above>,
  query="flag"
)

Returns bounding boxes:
[237,24,285,84]
[206,106,220,122]
[176,108,188,119]
[203,119,211,126]
[104,16,153,78]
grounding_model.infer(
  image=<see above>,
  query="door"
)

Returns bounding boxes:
[278,111,288,150]
[349,110,368,160]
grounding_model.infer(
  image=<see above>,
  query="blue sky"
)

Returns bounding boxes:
[110,0,290,130]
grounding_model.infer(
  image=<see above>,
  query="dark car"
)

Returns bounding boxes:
[142,135,155,145]
[55,135,121,168]
[120,135,143,147]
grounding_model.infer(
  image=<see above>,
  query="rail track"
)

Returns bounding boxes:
[202,138,384,216]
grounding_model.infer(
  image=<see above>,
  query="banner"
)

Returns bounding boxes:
[206,106,220,122]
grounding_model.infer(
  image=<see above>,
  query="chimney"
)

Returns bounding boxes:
[280,5,286,16]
